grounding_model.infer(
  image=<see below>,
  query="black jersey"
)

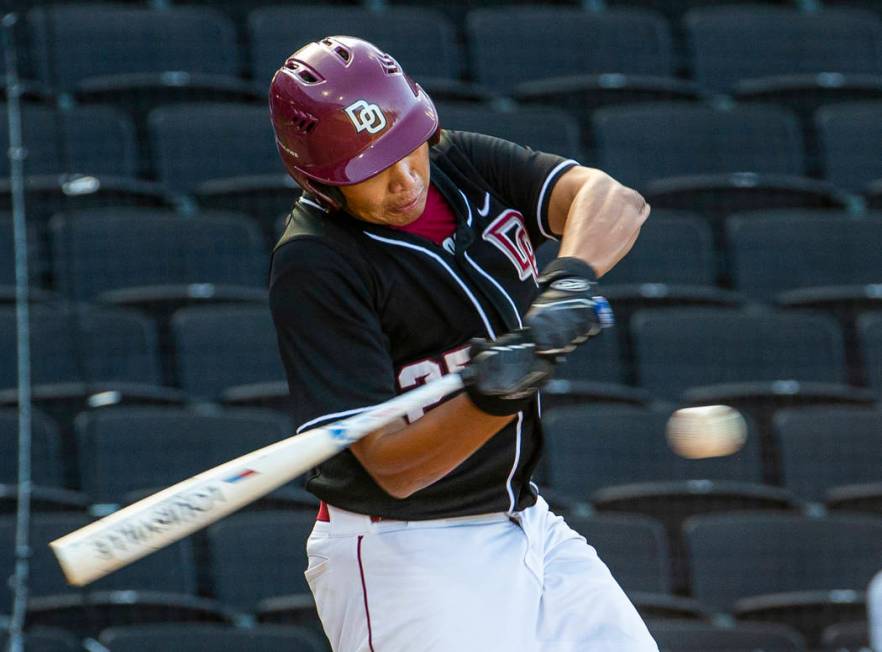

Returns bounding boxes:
[268,129,578,519]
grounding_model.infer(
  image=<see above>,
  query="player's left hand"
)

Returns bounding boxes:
[525,256,614,357]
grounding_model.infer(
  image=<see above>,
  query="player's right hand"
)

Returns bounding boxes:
[462,330,554,416]
[525,256,614,358]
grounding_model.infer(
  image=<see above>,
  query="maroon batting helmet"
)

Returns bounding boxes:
[269,36,439,209]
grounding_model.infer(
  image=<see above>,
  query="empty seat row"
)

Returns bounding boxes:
[18,5,882,91]
[7,98,882,193]
[5,208,882,305]
[2,510,879,646]
[543,404,882,504]
[1,400,879,513]
[3,302,882,411]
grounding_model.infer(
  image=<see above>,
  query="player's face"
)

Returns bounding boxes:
[339,142,430,226]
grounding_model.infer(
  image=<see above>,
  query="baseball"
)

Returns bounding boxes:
[665,405,747,459]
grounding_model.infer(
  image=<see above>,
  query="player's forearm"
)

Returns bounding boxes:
[555,169,649,277]
[351,394,513,499]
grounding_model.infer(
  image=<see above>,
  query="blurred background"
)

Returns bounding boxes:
[2,0,882,650]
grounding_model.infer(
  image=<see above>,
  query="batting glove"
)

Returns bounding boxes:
[462,330,554,416]
[525,257,614,357]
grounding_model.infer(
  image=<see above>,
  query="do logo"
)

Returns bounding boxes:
[344,99,387,134]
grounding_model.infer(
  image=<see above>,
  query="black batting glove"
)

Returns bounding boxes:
[461,330,554,416]
[525,257,614,357]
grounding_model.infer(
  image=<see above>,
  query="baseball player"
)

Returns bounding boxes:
[268,36,657,652]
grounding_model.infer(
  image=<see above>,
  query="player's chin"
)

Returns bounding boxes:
[387,196,426,225]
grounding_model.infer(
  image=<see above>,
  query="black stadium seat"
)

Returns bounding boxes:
[727,211,882,300]
[631,308,852,401]
[48,209,267,306]
[0,303,184,438]
[592,102,847,231]
[774,406,882,503]
[28,5,241,90]
[436,105,584,162]
[0,627,83,652]
[149,103,283,194]
[563,513,672,595]
[171,304,287,401]
[859,313,882,394]
[74,407,291,506]
[248,7,474,100]
[817,102,882,193]
[467,7,679,93]
[686,7,882,94]
[685,512,882,645]
[208,511,318,609]
[647,619,806,652]
[466,7,698,135]
[99,623,326,652]
[0,104,138,179]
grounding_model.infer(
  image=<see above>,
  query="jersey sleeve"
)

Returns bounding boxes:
[449,130,579,242]
[269,238,396,434]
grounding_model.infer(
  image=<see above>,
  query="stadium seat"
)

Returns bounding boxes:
[0,104,138,179]
[689,8,882,173]
[436,104,584,162]
[646,619,806,652]
[0,514,228,637]
[593,103,847,230]
[248,7,480,101]
[631,307,874,482]
[727,211,882,300]
[0,303,184,438]
[632,308,854,399]
[466,7,697,107]
[0,213,49,300]
[0,627,82,652]
[74,406,291,506]
[0,408,88,513]
[685,512,882,645]
[821,621,870,651]
[194,175,301,247]
[0,176,174,245]
[858,313,882,394]
[149,103,283,193]
[563,513,671,595]
[817,102,882,193]
[728,210,882,386]
[99,623,326,652]
[48,210,268,322]
[208,511,317,609]
[28,5,258,174]
[28,6,241,90]
[171,304,287,400]
[774,406,882,504]
[543,403,794,590]
[686,7,882,94]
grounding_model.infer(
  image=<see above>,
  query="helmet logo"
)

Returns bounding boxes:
[344,100,387,134]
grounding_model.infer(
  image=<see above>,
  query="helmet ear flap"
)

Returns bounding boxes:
[291,172,343,211]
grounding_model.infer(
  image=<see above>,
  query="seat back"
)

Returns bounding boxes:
[775,406,882,501]
[28,5,239,89]
[686,6,882,92]
[467,8,674,93]
[631,308,847,399]
[593,103,804,188]
[149,103,283,192]
[817,102,882,192]
[727,211,882,298]
[685,513,882,610]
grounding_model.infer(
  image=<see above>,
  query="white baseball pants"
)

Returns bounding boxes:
[304,496,659,652]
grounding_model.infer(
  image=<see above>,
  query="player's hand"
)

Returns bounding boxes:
[525,256,614,357]
[461,330,554,416]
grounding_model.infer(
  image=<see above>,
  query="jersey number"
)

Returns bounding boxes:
[397,345,470,421]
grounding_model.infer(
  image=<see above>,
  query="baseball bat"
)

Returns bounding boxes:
[50,373,465,587]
